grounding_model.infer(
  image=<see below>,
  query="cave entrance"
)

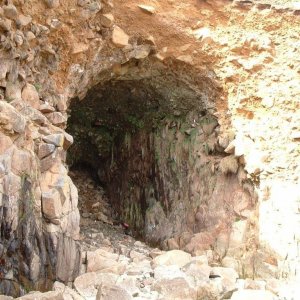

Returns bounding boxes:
[66,58,254,252]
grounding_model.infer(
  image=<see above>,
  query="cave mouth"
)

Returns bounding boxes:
[67,76,216,245]
[66,59,254,251]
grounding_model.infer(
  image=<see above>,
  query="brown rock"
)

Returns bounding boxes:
[0,101,26,133]
[72,43,89,54]
[63,132,74,150]
[3,4,18,20]
[38,143,56,159]
[96,285,132,300]
[219,156,239,174]
[44,0,60,8]
[17,14,32,27]
[167,238,179,250]
[39,103,55,113]
[101,14,114,27]
[22,83,40,109]
[112,26,129,48]
[42,189,62,219]
[11,148,32,175]
[86,249,119,272]
[43,134,64,147]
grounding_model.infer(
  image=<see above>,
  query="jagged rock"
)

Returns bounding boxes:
[101,14,114,27]
[0,101,26,133]
[19,106,47,125]
[63,132,74,150]
[42,189,62,220]
[11,148,32,175]
[43,134,65,147]
[39,143,56,159]
[22,83,40,109]
[112,26,129,48]
[39,103,56,113]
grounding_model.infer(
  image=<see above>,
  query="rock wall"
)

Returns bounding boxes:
[0,0,300,295]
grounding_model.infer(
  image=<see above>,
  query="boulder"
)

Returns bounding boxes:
[152,277,197,300]
[152,250,191,268]
[74,272,118,298]
[0,133,12,155]
[53,281,84,300]
[96,285,132,300]
[86,249,119,272]
[44,0,60,8]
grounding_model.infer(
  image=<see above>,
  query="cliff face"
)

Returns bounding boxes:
[0,0,300,296]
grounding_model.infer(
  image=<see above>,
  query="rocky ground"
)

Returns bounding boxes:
[1,169,296,300]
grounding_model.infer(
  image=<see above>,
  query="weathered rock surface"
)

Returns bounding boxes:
[0,0,299,298]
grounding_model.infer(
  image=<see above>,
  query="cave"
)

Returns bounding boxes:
[66,58,256,251]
